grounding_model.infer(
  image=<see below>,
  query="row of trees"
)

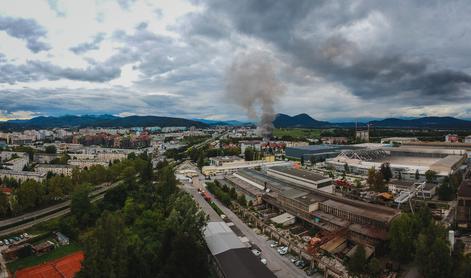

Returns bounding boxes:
[206,180,248,207]
[389,207,471,278]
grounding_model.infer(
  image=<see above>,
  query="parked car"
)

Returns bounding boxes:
[14,236,21,241]
[251,249,261,257]
[277,246,288,255]
[260,258,267,265]
[295,260,306,269]
[4,239,9,245]
[0,241,3,246]
[270,241,278,248]
[20,235,24,239]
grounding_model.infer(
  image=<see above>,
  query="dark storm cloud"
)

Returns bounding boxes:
[197,0,471,105]
[69,33,106,54]
[0,15,50,53]
[0,59,121,83]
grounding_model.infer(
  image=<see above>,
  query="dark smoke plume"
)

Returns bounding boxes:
[225,51,285,138]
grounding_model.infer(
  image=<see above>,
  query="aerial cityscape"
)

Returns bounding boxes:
[1,1,471,278]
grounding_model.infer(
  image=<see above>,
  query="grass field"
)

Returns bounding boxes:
[273,128,323,139]
[8,243,82,273]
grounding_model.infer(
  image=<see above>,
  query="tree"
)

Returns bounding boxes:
[0,193,9,216]
[367,258,382,278]
[237,194,247,207]
[197,155,205,169]
[380,163,392,182]
[45,145,57,154]
[389,214,418,263]
[347,245,367,277]
[70,184,94,228]
[425,170,437,183]
[16,180,45,211]
[344,163,350,173]
[367,167,376,187]
[78,211,129,278]
[415,225,451,278]
[244,147,254,161]
[415,169,420,180]
[156,166,177,205]
[438,181,454,201]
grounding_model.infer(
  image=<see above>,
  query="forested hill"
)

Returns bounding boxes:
[0,115,208,130]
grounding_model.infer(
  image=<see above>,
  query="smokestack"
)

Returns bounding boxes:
[225,51,285,140]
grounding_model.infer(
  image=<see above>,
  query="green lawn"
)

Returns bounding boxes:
[7,243,82,273]
[273,128,322,139]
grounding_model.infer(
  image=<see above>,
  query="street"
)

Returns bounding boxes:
[181,171,312,278]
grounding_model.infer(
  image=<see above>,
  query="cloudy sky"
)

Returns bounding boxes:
[1,0,471,122]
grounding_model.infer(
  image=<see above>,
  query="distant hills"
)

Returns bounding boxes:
[192,118,254,126]
[1,113,471,130]
[273,113,330,128]
[0,115,208,130]
[273,114,471,129]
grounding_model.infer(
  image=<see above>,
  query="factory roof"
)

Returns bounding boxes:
[204,222,245,255]
[270,212,295,224]
[268,166,330,182]
[204,222,275,278]
[280,188,327,205]
[321,199,398,224]
[430,155,465,174]
[215,248,276,278]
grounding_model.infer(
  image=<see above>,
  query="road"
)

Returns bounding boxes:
[0,182,119,230]
[184,173,309,278]
[0,193,107,238]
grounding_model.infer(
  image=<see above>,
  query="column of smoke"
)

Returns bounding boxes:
[225,51,285,140]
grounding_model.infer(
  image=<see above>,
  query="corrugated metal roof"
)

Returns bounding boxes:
[204,222,245,255]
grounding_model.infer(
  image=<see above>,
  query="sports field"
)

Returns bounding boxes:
[14,251,84,278]
[8,243,81,273]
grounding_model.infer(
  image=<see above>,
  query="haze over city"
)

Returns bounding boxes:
[1,0,471,122]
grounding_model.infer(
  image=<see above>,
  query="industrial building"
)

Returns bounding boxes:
[201,158,291,176]
[285,144,365,162]
[204,221,275,278]
[230,168,401,245]
[267,166,333,193]
[326,145,467,182]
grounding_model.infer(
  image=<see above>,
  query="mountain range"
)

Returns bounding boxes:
[273,113,471,129]
[1,114,471,130]
[0,115,208,130]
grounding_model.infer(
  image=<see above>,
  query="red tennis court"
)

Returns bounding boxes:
[15,251,84,278]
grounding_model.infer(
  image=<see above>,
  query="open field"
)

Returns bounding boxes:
[8,243,82,273]
[273,128,322,139]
